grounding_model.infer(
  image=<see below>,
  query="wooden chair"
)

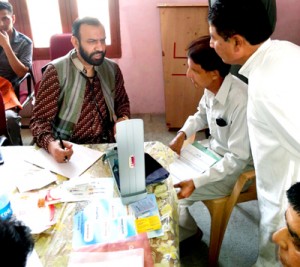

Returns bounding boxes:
[183,133,257,266]
[203,170,256,266]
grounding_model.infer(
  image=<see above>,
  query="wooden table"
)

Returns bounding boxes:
[0,141,179,266]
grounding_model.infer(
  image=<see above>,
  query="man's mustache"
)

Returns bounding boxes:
[91,51,105,57]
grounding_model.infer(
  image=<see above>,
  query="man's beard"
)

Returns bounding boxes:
[79,45,106,66]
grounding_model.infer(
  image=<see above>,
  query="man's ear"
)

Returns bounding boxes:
[210,70,219,80]
[11,14,16,25]
[71,36,78,49]
[231,35,245,52]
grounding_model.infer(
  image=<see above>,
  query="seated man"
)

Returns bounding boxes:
[169,36,253,244]
[272,182,300,267]
[0,217,34,267]
[0,1,33,145]
[30,17,130,163]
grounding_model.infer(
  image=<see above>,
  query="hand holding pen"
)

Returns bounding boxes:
[57,133,69,163]
[48,133,73,163]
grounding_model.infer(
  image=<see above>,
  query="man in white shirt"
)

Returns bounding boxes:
[209,0,300,265]
[169,36,252,244]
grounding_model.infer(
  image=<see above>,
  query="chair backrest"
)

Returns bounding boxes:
[49,33,73,60]
[34,33,73,98]
[14,69,36,106]
[0,93,7,136]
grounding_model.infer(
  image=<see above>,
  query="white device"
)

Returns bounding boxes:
[115,119,147,204]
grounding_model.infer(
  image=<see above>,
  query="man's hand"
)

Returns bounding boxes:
[114,115,129,136]
[48,140,74,163]
[169,131,186,155]
[174,179,196,199]
[0,30,10,48]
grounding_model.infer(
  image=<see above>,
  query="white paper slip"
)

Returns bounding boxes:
[68,249,144,267]
[46,177,115,204]
[169,141,221,183]
[25,144,103,179]
[26,249,44,267]
[16,168,57,193]
[11,192,56,234]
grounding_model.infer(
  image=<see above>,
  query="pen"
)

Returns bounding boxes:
[57,132,68,162]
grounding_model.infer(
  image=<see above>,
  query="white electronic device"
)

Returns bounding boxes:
[114,119,147,204]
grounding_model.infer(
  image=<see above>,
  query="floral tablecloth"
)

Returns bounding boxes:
[34,141,180,267]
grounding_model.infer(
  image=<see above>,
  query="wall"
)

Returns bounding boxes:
[116,0,206,114]
[272,0,300,45]
[117,0,300,114]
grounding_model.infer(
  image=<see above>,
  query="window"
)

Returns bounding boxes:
[27,0,62,48]
[9,0,121,59]
[77,0,111,45]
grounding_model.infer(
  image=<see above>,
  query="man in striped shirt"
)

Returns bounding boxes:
[30,17,130,163]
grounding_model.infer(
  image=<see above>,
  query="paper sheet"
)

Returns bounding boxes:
[72,198,137,249]
[25,144,103,179]
[11,192,56,234]
[26,249,43,267]
[68,249,144,267]
[46,177,115,204]
[16,168,57,193]
[170,142,221,183]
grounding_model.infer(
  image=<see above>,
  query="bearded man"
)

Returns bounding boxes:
[30,17,130,163]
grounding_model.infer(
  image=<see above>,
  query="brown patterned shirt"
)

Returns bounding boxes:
[30,64,130,150]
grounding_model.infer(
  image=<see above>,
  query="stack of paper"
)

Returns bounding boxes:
[170,141,221,183]
[72,198,137,249]
[129,193,163,239]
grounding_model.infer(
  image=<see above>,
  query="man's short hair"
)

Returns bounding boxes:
[208,0,273,45]
[187,35,230,78]
[72,17,104,40]
[0,218,34,267]
[0,1,13,14]
[287,182,300,215]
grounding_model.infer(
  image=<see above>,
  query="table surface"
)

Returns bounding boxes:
[0,141,180,267]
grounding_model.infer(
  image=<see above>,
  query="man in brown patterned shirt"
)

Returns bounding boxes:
[30,17,130,163]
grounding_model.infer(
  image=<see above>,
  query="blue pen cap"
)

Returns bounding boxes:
[0,193,12,220]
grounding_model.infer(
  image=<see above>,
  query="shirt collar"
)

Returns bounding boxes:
[239,38,272,78]
[10,28,20,44]
[214,73,233,106]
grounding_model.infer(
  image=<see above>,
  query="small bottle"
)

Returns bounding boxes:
[0,191,13,220]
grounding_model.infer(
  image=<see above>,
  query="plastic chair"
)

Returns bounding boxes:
[203,170,256,267]
[183,133,257,266]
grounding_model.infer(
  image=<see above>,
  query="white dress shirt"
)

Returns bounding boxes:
[240,38,300,266]
[180,73,252,188]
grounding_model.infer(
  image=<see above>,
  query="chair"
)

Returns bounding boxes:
[14,68,35,107]
[0,93,10,146]
[203,170,256,267]
[183,133,257,267]
[34,33,73,97]
[49,33,73,60]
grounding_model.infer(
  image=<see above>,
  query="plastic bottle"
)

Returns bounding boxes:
[0,190,13,220]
